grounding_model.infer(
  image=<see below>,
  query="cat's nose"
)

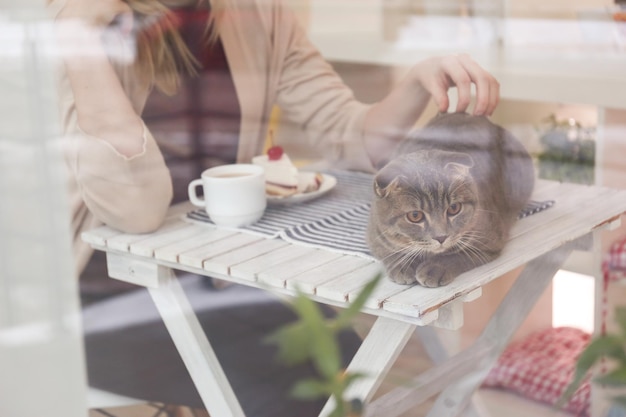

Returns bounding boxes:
[434,235,448,244]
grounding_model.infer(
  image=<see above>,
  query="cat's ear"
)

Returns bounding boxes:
[374,176,403,198]
[443,152,474,175]
[374,163,405,198]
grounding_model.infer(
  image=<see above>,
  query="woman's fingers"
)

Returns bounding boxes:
[457,54,500,115]
[416,57,463,113]
[439,56,473,113]
[428,73,451,113]
[417,55,500,116]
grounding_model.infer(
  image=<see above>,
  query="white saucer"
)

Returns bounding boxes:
[267,173,337,206]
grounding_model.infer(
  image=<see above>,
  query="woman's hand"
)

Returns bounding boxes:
[364,54,500,168]
[409,54,500,116]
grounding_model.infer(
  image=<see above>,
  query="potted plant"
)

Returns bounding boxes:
[537,114,596,185]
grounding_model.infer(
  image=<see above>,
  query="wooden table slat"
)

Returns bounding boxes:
[81,225,122,247]
[257,250,344,289]
[154,228,235,263]
[129,223,209,257]
[107,218,189,253]
[229,245,314,282]
[178,233,264,269]
[202,238,290,276]
[355,279,411,310]
[315,262,384,302]
[510,182,613,239]
[285,255,373,293]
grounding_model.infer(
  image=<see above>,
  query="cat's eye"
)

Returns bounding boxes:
[447,203,462,216]
[406,210,425,223]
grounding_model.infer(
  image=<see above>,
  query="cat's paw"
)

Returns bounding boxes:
[415,263,455,287]
[387,273,417,285]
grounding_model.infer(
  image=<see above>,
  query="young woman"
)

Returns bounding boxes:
[50,0,500,415]
[51,0,499,274]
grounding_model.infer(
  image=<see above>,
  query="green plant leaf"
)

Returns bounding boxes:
[329,404,346,417]
[595,368,626,387]
[310,328,341,380]
[577,335,626,371]
[264,322,312,366]
[291,378,332,400]
[334,273,382,330]
[558,335,626,408]
[289,289,342,379]
[291,289,327,327]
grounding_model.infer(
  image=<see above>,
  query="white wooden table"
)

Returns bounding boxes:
[82,179,626,417]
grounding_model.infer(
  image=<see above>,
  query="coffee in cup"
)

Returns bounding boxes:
[188,164,266,227]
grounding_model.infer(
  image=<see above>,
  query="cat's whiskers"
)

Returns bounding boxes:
[460,231,492,248]
[455,240,484,266]
[385,243,426,275]
[396,245,427,276]
[456,236,490,265]
[458,233,490,251]
[380,245,413,267]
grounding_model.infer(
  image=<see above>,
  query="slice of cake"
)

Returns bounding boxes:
[252,150,299,197]
[297,171,324,194]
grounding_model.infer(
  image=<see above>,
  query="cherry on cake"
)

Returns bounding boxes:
[252,145,324,198]
[252,149,299,196]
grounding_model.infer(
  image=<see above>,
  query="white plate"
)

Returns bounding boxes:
[267,173,337,206]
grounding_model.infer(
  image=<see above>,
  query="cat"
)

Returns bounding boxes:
[366,112,535,287]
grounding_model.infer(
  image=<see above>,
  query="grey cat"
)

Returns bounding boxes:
[366,112,535,287]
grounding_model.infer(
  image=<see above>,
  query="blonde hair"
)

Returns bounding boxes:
[127,0,225,95]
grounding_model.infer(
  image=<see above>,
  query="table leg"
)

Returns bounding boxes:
[364,239,580,417]
[106,253,246,417]
[363,340,493,417]
[318,317,416,417]
[414,326,486,417]
[424,241,577,417]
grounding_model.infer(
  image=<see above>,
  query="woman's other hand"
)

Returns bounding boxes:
[410,54,500,116]
[56,0,133,36]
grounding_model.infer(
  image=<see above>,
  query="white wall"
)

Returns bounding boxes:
[0,2,88,416]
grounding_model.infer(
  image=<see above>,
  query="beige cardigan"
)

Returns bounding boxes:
[54,0,373,275]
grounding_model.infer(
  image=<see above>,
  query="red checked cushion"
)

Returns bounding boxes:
[483,326,591,416]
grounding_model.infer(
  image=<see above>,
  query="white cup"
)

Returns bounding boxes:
[188,164,266,227]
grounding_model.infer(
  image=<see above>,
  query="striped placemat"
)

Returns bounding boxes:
[186,170,554,259]
[280,199,555,260]
[185,170,374,237]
